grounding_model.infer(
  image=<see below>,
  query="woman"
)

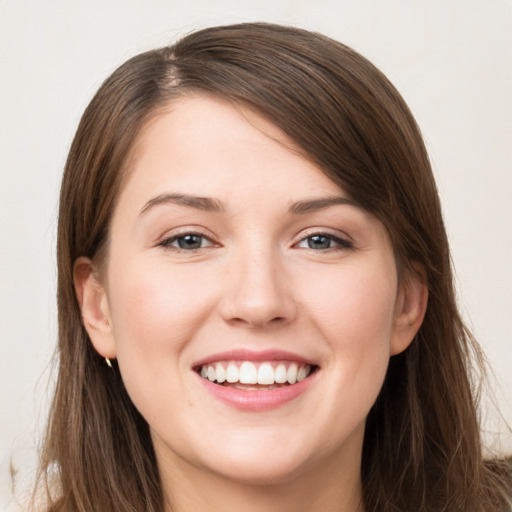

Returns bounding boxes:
[35,23,511,511]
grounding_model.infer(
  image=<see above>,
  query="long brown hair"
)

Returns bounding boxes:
[35,23,511,511]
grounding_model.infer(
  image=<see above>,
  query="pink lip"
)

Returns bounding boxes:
[192,349,319,411]
[192,349,316,368]
[195,370,317,412]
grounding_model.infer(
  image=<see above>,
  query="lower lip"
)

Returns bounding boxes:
[196,372,317,412]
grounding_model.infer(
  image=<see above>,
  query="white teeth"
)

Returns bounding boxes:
[297,365,308,382]
[257,363,275,385]
[239,361,258,384]
[226,363,239,383]
[199,361,313,385]
[275,364,288,383]
[287,363,298,384]
[215,363,226,383]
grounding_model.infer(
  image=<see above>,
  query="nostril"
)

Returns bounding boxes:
[219,286,297,328]
[228,315,287,328]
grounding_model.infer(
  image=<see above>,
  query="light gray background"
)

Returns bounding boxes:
[1,1,511,510]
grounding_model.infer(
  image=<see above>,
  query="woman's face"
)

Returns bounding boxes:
[81,95,424,487]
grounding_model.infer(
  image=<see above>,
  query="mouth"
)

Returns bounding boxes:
[195,360,318,390]
[192,350,319,410]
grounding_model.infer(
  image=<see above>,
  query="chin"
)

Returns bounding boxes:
[203,450,315,486]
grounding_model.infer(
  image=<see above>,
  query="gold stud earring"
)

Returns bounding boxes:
[105,357,113,368]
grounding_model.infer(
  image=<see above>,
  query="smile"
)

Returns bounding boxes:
[197,361,314,387]
[193,350,319,411]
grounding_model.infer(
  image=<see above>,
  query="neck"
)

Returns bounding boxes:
[158,447,364,512]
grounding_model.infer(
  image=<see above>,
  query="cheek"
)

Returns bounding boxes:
[105,261,220,430]
[105,261,217,405]
[300,263,397,398]
[304,264,397,344]
[109,262,212,348]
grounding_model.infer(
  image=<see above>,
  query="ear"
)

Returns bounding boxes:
[73,257,117,360]
[390,264,428,356]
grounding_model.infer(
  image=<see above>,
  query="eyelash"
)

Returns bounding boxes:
[295,232,353,251]
[157,232,216,252]
[157,231,353,253]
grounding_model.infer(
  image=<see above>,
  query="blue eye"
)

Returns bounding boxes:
[297,234,352,250]
[160,233,214,250]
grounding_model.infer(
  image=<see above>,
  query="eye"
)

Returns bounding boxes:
[159,233,215,251]
[296,233,352,250]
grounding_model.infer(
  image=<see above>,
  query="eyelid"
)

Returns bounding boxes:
[294,229,354,250]
[154,226,353,252]
[156,227,220,250]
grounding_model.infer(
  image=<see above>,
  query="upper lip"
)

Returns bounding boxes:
[192,349,318,368]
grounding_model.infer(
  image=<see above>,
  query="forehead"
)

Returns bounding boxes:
[119,94,348,207]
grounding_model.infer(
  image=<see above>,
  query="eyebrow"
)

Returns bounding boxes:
[139,193,358,216]
[139,193,226,216]
[287,196,359,215]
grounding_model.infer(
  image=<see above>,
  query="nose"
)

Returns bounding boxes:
[219,246,297,329]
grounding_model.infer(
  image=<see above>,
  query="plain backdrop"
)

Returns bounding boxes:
[1,1,511,509]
